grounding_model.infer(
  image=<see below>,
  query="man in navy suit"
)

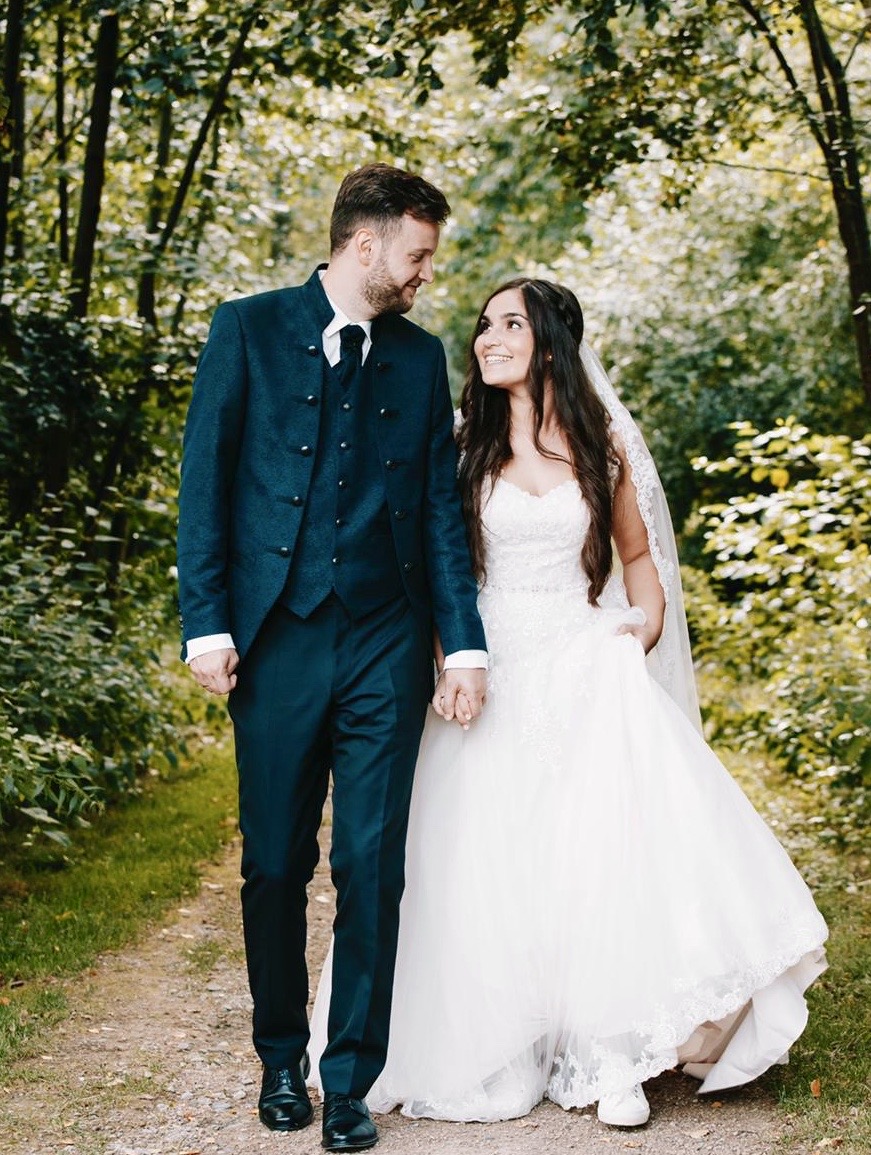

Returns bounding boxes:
[177,164,486,1150]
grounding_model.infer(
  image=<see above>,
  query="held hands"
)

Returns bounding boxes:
[189,647,239,695]
[432,667,487,731]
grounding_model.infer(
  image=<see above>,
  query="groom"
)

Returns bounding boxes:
[176,164,487,1150]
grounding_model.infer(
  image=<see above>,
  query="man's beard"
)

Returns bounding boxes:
[361,258,417,315]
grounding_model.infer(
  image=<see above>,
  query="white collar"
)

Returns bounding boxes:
[320,277,373,341]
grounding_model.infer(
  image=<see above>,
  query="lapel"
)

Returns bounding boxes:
[369,314,425,471]
[277,266,334,402]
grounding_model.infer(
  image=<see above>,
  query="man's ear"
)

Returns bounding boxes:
[353,226,379,266]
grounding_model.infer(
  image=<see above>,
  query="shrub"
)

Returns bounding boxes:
[0,509,179,844]
[686,419,870,843]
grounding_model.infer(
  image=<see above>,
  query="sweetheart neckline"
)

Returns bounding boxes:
[497,476,578,500]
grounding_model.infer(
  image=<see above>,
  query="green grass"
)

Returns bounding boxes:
[709,709,871,1154]
[0,740,238,1076]
[766,883,871,1154]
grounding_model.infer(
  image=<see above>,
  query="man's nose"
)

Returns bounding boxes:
[419,255,434,283]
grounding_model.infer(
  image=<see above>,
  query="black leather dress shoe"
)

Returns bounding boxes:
[321,1092,378,1151]
[258,1054,313,1132]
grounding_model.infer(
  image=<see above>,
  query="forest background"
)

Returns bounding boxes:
[0,2,868,882]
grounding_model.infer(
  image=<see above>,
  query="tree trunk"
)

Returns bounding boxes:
[737,0,871,408]
[56,15,70,263]
[799,0,871,408]
[88,16,256,541]
[136,96,173,327]
[10,70,24,260]
[69,13,119,319]
[170,121,222,335]
[150,13,257,272]
[0,0,25,275]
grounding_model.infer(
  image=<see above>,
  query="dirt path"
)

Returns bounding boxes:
[0,816,805,1155]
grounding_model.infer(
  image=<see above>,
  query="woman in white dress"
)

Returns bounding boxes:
[310,278,828,1129]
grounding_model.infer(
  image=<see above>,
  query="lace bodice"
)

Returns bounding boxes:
[482,477,592,596]
[477,478,632,677]
[481,476,628,603]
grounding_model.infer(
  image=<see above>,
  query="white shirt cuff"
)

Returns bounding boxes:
[185,633,236,662]
[442,649,488,670]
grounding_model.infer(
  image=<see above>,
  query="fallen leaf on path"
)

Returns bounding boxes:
[810,1077,822,1097]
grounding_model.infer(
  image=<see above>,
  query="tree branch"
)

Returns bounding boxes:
[735,0,830,157]
[154,13,258,259]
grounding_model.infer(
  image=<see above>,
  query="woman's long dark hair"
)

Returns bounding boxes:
[457,278,619,604]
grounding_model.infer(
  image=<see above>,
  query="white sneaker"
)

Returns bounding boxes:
[596,1084,650,1127]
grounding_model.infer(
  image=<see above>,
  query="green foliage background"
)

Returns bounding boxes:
[0,1,868,845]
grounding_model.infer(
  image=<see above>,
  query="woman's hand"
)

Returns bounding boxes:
[615,606,658,654]
[432,668,487,730]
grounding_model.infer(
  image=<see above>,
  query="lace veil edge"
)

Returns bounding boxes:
[581,342,702,734]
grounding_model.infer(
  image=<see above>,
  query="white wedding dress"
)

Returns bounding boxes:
[309,472,828,1121]
[309,465,829,1121]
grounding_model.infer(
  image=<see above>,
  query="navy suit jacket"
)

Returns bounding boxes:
[177,269,485,662]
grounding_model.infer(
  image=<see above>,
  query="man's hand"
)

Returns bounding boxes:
[189,647,239,695]
[432,667,487,730]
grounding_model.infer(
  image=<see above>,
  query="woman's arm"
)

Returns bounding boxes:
[611,441,665,653]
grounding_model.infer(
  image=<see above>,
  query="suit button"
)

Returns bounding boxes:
[306,345,319,356]
[338,478,348,489]
[385,459,397,470]
[339,440,350,450]
[291,495,303,507]
[341,401,352,411]
[332,556,340,565]
[305,394,318,406]
[394,508,407,520]
[335,517,344,527]
[279,546,290,557]
[376,362,388,371]
[300,445,312,456]
[379,407,395,418]
[403,561,415,572]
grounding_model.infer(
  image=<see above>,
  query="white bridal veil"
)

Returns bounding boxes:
[580,341,702,734]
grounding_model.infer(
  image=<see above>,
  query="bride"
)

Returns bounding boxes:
[310,277,828,1129]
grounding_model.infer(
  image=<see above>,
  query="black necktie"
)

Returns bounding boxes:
[337,324,365,389]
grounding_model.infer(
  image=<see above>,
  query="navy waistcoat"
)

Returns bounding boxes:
[282,351,404,618]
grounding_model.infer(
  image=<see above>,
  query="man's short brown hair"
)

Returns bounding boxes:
[329,163,450,253]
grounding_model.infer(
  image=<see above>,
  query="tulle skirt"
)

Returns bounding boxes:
[309,592,828,1121]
